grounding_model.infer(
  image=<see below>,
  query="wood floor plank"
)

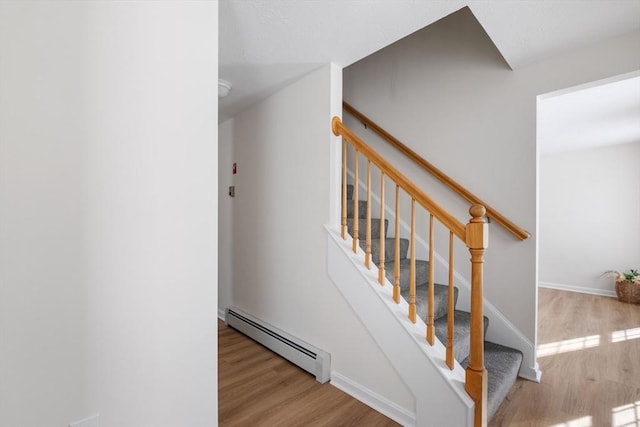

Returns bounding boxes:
[490,288,640,427]
[218,320,400,426]
[220,288,640,426]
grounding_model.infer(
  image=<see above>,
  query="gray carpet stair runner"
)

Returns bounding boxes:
[345,184,522,421]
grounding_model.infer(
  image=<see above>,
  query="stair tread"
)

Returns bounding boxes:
[461,341,523,422]
[433,310,489,363]
[358,237,410,264]
[400,281,458,321]
[345,185,522,423]
[346,218,388,239]
[384,259,430,292]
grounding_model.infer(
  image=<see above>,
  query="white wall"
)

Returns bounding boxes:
[540,142,640,296]
[0,4,86,424]
[223,63,415,414]
[0,2,218,426]
[218,119,234,316]
[343,7,640,362]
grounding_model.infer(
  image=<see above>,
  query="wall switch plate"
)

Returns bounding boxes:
[69,414,99,427]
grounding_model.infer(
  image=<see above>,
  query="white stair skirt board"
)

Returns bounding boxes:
[331,371,416,427]
[225,307,331,383]
[326,225,474,427]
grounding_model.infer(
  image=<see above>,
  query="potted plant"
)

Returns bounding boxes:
[603,269,640,304]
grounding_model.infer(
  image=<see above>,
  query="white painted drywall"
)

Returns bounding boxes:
[539,142,640,296]
[0,3,86,424]
[343,7,640,366]
[0,2,218,426]
[219,119,235,316]
[226,64,415,413]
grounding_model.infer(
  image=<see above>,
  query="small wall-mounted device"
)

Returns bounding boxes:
[228,186,235,197]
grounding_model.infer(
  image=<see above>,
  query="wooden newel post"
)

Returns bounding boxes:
[465,204,488,427]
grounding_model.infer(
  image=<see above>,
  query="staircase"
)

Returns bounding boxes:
[346,183,523,422]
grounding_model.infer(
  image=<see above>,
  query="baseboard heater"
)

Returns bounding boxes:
[225,307,331,383]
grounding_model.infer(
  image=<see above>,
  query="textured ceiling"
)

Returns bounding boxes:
[219,0,640,124]
[219,0,465,121]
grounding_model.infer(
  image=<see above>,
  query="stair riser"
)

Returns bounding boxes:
[345,200,368,219]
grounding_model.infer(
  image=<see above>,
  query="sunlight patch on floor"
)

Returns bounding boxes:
[549,415,593,427]
[611,327,640,343]
[612,401,640,427]
[537,335,600,357]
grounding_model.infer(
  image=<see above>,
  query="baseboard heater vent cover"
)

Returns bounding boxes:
[225,307,331,383]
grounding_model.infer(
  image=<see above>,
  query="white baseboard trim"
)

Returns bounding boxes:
[518,361,542,383]
[330,371,416,427]
[218,308,226,321]
[539,281,616,298]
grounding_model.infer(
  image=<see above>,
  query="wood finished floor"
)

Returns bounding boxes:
[219,288,640,426]
[490,288,640,427]
[218,319,399,426]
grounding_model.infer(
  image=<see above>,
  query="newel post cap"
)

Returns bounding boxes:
[466,204,488,249]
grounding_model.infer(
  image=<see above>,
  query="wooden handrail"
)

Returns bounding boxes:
[343,102,530,241]
[333,117,466,240]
